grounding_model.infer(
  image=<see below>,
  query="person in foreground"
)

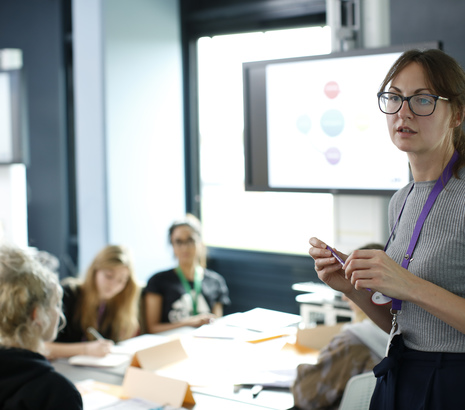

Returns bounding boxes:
[144,214,230,333]
[46,245,140,358]
[0,244,83,409]
[292,244,389,410]
[309,49,465,410]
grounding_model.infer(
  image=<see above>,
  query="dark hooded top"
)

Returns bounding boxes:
[0,346,82,409]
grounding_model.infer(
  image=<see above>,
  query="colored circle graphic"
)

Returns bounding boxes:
[325,147,341,165]
[296,115,311,134]
[320,109,344,137]
[324,81,340,99]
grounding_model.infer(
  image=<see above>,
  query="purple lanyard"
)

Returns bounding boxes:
[386,151,459,311]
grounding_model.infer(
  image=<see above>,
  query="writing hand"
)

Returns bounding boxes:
[84,339,114,357]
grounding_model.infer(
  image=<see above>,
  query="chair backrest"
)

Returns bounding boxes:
[339,371,377,410]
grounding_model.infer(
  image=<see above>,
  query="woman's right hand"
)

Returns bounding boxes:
[84,339,114,357]
[308,237,354,295]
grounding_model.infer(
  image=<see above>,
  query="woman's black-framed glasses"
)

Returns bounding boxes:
[377,92,449,116]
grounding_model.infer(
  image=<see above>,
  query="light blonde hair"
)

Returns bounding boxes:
[64,245,139,342]
[0,245,63,354]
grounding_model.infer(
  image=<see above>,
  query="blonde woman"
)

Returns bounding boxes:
[0,244,83,409]
[46,245,139,358]
[144,214,230,333]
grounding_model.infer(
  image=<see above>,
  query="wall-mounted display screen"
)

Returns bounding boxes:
[243,43,439,195]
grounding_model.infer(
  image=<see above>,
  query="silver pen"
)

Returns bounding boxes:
[87,327,104,340]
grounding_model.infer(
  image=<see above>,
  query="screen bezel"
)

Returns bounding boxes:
[243,42,440,195]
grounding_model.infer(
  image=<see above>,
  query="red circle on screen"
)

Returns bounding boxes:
[324,81,340,99]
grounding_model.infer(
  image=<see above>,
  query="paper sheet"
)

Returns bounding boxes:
[81,391,121,410]
[112,334,169,355]
[98,397,181,409]
[218,308,302,332]
[69,353,131,368]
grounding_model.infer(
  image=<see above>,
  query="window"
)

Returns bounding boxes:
[198,26,334,255]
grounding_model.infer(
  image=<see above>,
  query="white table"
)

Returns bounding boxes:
[293,282,354,326]
[51,325,297,409]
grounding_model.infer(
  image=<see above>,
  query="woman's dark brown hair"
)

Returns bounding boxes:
[379,49,465,175]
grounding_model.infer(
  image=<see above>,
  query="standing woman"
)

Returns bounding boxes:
[46,245,140,358]
[309,49,465,410]
[144,214,230,333]
[0,245,82,409]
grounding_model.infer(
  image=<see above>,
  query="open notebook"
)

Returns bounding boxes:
[68,334,169,368]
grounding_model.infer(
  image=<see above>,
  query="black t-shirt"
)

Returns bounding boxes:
[55,283,113,342]
[145,268,230,323]
[55,283,86,342]
[0,347,83,409]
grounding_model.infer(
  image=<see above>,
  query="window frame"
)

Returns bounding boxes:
[180,0,327,217]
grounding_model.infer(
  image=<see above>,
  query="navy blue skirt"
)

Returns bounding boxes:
[370,335,465,410]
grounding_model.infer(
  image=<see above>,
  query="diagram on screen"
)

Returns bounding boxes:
[265,53,409,192]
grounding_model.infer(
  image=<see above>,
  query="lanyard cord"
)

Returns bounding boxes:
[386,151,459,311]
[175,266,203,315]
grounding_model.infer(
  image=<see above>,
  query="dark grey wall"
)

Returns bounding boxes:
[0,0,74,277]
[207,248,318,315]
[391,0,465,67]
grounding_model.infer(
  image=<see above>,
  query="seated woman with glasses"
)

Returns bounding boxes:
[144,214,230,333]
[0,244,83,409]
[45,245,140,358]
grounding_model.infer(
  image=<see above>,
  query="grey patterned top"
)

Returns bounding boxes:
[387,167,465,352]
